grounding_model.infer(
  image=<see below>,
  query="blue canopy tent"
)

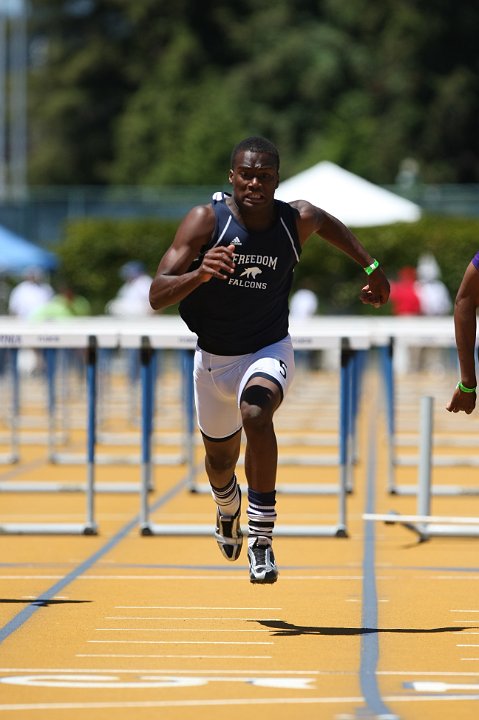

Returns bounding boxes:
[0,224,58,274]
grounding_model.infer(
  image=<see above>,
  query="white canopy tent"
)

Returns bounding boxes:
[276,160,421,227]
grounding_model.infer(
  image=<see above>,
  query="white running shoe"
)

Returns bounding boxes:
[248,537,278,584]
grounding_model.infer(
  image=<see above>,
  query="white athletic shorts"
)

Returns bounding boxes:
[194,335,295,440]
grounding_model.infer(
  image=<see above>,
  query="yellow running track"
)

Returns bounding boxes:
[0,361,478,720]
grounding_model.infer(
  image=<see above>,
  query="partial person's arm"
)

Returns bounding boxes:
[446,260,479,414]
[149,205,236,310]
[292,200,390,307]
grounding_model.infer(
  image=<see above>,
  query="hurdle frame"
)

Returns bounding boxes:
[363,395,479,540]
[377,320,479,496]
[0,320,118,534]
[131,318,372,539]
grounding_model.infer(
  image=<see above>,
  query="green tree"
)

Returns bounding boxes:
[27,0,479,186]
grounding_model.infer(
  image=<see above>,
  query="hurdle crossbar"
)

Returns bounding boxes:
[366,395,479,540]
[0,324,121,533]
[128,321,373,539]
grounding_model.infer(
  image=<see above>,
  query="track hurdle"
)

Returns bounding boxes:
[363,395,479,540]
[0,348,20,464]
[136,317,371,539]
[182,326,368,496]
[0,320,119,533]
[376,318,479,495]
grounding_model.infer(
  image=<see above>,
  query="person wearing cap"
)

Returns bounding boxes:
[105,261,154,317]
[8,266,54,374]
[105,261,155,384]
[8,266,54,319]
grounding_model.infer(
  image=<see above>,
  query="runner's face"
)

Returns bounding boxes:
[229,151,279,210]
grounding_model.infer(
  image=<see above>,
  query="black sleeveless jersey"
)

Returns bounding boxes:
[179,193,302,355]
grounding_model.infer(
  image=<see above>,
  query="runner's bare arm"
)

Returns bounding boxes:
[149,205,235,310]
[446,262,479,413]
[291,199,390,307]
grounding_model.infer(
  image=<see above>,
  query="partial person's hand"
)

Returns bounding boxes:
[446,386,476,414]
[199,244,236,282]
[359,268,390,308]
[359,286,382,308]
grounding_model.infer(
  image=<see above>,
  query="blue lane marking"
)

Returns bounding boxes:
[357,402,399,720]
[0,477,188,645]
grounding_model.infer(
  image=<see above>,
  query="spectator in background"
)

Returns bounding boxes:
[416,252,453,372]
[30,285,91,376]
[8,266,54,319]
[105,261,154,317]
[389,266,421,317]
[289,283,318,320]
[289,281,319,370]
[105,261,155,383]
[389,266,421,373]
[415,252,452,317]
[31,285,91,320]
[8,267,54,374]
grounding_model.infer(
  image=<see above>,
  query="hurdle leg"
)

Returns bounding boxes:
[0,349,20,464]
[140,337,154,534]
[46,348,57,462]
[84,337,98,534]
[379,340,396,493]
[0,337,99,535]
[182,349,197,492]
[337,341,352,537]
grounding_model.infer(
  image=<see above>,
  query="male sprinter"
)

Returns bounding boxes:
[150,136,389,583]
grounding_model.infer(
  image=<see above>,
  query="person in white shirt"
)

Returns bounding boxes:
[415,253,453,372]
[289,284,319,370]
[105,261,155,383]
[8,266,54,374]
[289,286,318,319]
[416,253,452,316]
[105,261,154,317]
[8,266,54,319]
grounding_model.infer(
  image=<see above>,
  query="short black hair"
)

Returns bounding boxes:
[230,136,280,171]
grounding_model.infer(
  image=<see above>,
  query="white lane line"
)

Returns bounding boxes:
[457,645,479,647]
[1,695,479,711]
[76,654,273,659]
[87,640,273,645]
[95,628,272,632]
[435,577,479,581]
[451,610,479,613]
[87,575,367,580]
[0,575,368,581]
[409,681,479,692]
[0,698,365,711]
[377,671,479,676]
[461,658,479,661]
[364,513,479,524]
[1,667,318,674]
[105,616,281,621]
[115,606,282,610]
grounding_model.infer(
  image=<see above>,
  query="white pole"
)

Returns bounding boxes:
[0,9,6,198]
[8,0,27,199]
[417,396,434,527]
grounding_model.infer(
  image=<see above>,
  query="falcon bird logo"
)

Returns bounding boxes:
[240,267,262,279]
